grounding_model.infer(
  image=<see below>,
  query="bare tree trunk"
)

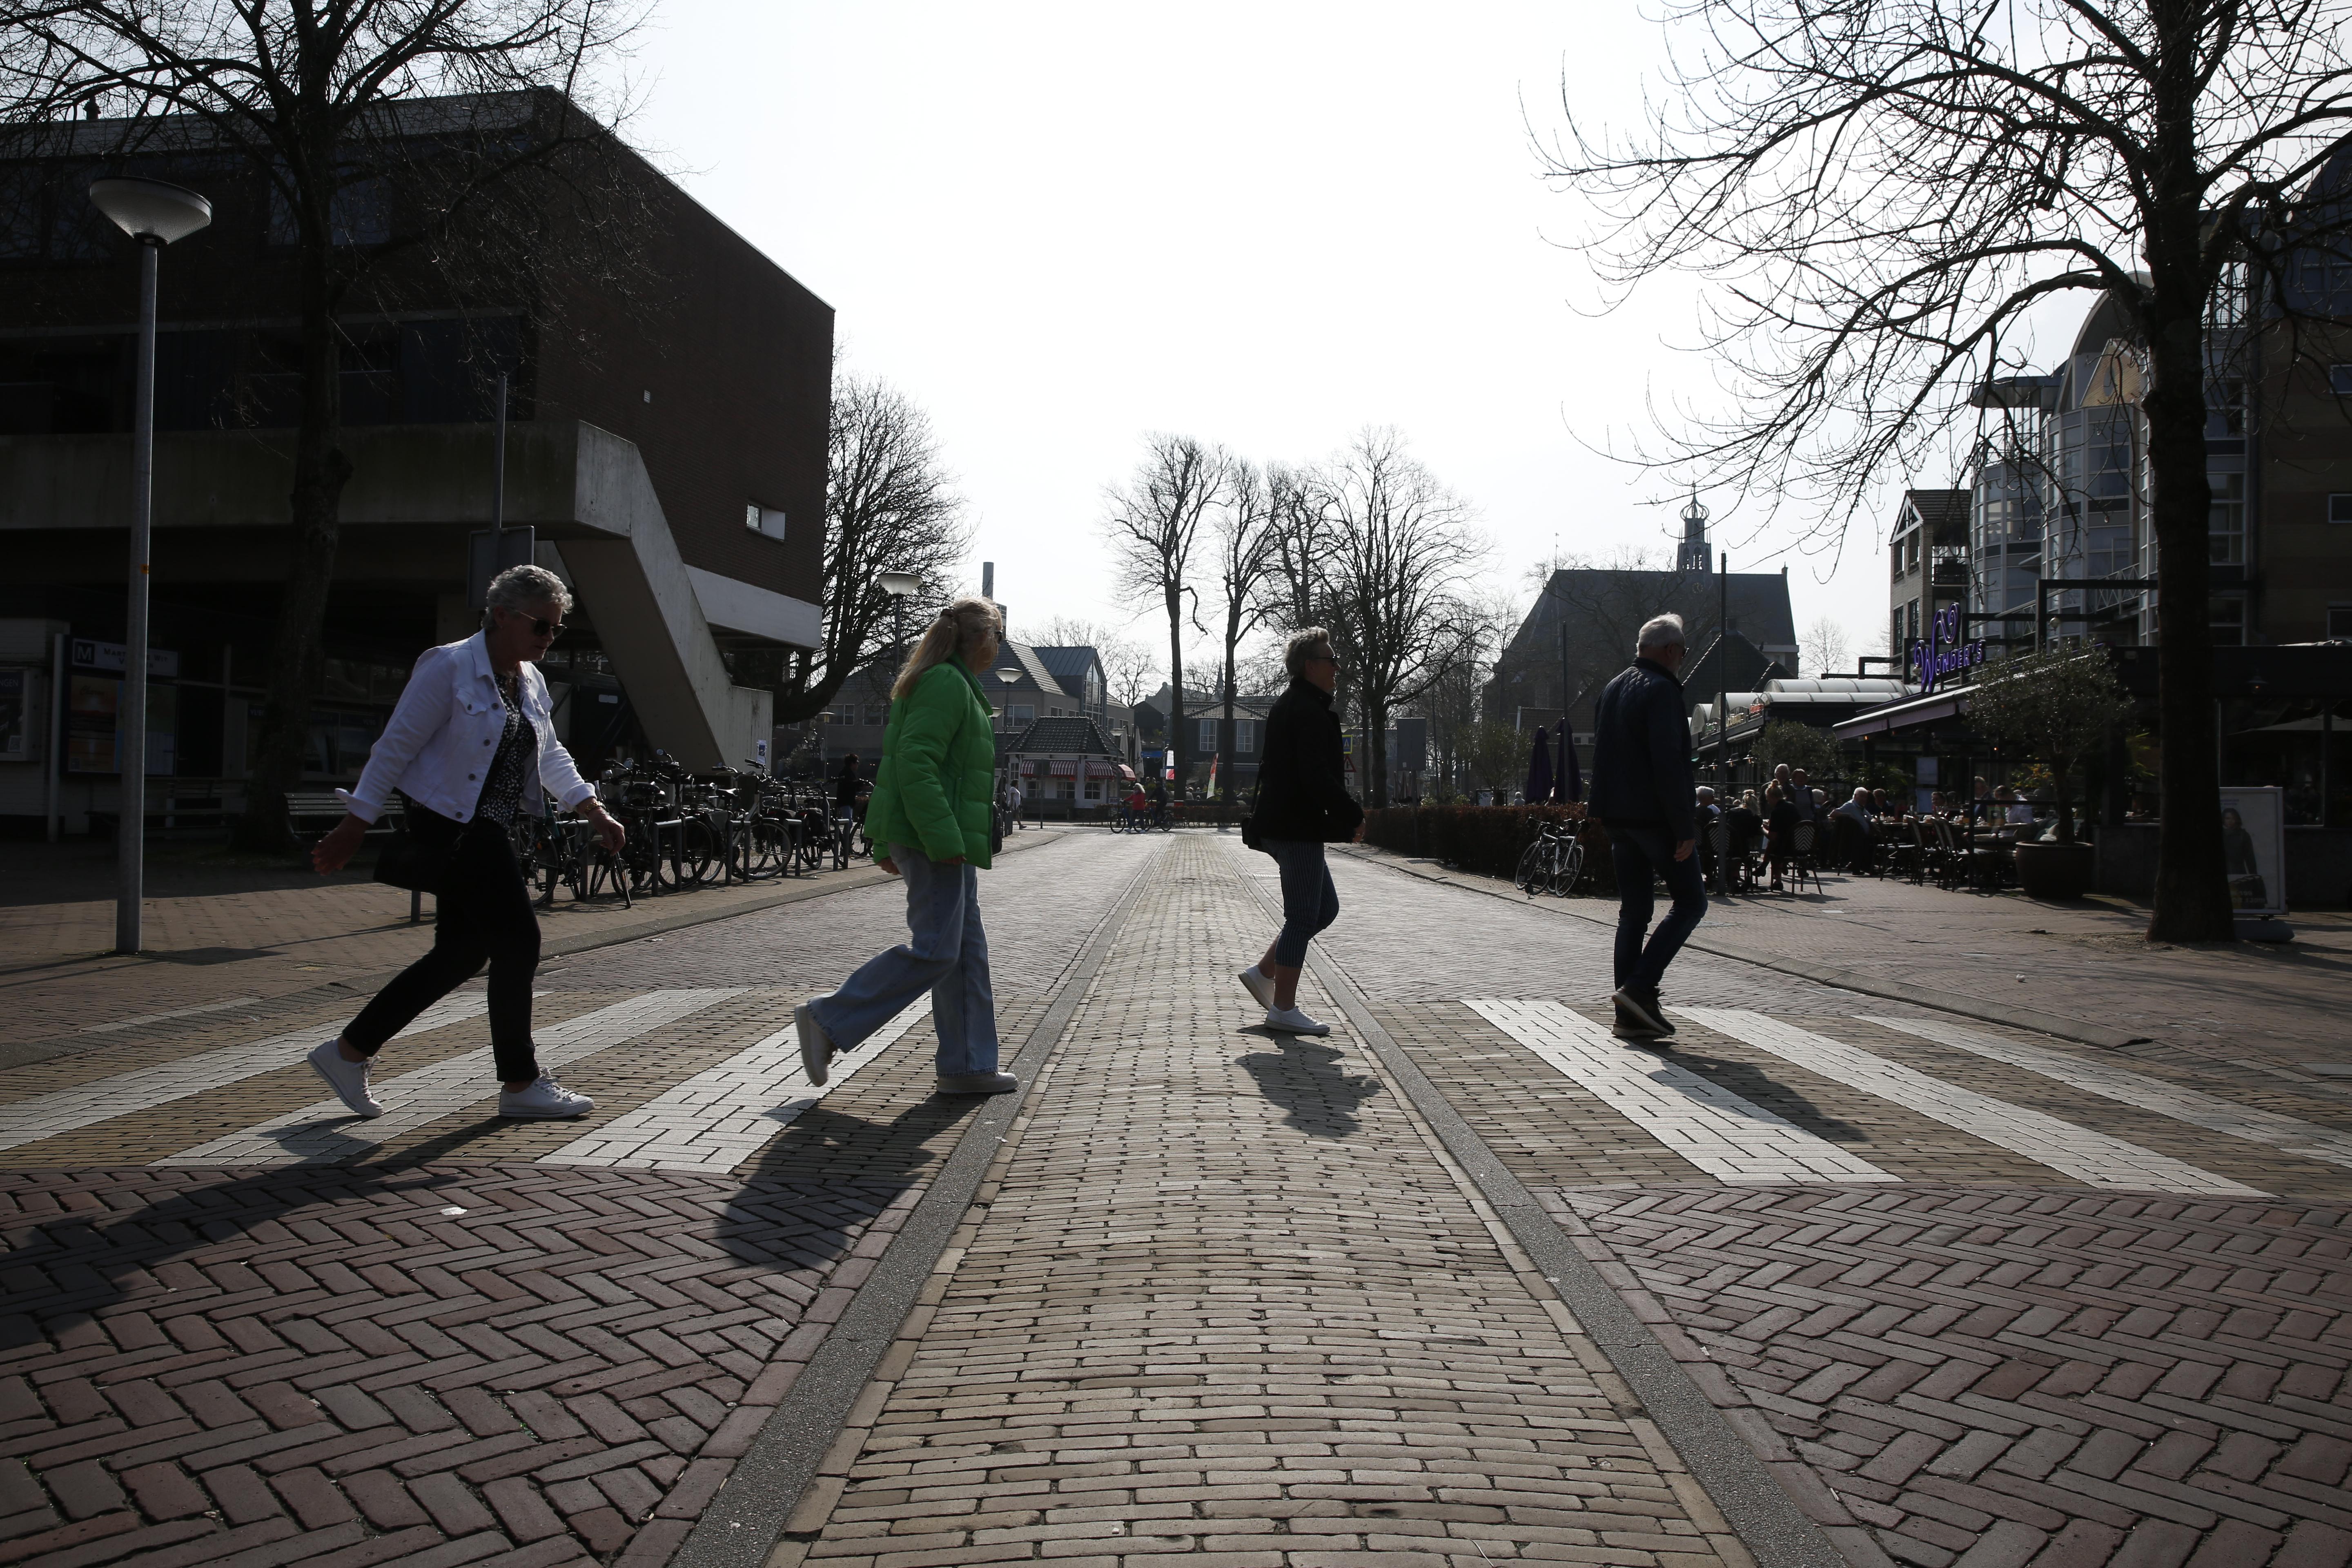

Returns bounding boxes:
[1165,585,1185,795]
[1365,695,1389,809]
[2143,305,2232,940]
[234,225,351,854]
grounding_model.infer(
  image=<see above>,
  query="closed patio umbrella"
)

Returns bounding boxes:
[1559,724,1583,803]
[1525,726,1555,803]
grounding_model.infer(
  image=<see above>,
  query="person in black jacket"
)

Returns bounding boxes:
[1586,613,1706,1038]
[1240,627,1363,1036]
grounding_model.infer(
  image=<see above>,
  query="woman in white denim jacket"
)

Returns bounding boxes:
[306,566,625,1121]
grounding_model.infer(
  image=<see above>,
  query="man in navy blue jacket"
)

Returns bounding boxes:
[1587,614,1706,1038]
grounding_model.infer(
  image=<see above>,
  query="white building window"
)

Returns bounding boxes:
[1008,704,1034,727]
[1236,718,1259,755]
[745,502,787,539]
[1198,717,1218,753]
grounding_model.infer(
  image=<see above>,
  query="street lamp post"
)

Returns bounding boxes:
[88,176,212,956]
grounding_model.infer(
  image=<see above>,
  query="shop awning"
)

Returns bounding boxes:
[1831,690,1968,739]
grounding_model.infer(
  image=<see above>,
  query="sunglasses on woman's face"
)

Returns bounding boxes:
[507,609,564,640]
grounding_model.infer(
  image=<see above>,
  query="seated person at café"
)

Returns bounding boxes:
[1764,781,1800,891]
[1831,786,1874,873]
[1870,788,1891,817]
[1999,785,2036,826]
[1725,790,1764,877]
[1970,776,1996,822]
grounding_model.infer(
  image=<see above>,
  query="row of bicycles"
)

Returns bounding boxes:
[510,755,870,909]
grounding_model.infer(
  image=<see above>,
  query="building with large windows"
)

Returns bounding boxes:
[0,95,829,834]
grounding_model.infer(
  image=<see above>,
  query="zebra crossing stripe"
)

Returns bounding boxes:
[0,993,495,1155]
[1864,1014,2352,1174]
[154,989,742,1167]
[1465,999,1898,1185]
[1677,1008,2267,1197]
[539,1000,930,1172]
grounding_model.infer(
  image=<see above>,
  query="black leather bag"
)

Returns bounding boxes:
[372,797,457,894]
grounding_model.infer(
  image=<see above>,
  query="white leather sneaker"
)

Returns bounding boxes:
[1264,1006,1332,1037]
[795,1001,837,1087]
[307,1039,383,1119]
[1238,967,1276,1010]
[498,1076,594,1119]
[935,1071,1018,1095]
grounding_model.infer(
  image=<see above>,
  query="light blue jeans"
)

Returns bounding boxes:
[811,843,999,1076]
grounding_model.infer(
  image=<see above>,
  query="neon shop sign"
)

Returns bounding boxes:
[1910,604,1986,693]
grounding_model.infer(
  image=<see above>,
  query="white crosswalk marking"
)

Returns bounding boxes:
[1466,999,1898,1185]
[1865,1015,2352,1174]
[83,996,263,1033]
[0,993,494,1155]
[1678,1008,2267,1196]
[540,1000,930,1172]
[155,989,740,1167]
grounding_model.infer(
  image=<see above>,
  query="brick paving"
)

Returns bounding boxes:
[0,835,1152,1568]
[1547,1185,2352,1568]
[777,833,1753,1568]
[1,829,2348,1567]
[1334,843,2352,1060]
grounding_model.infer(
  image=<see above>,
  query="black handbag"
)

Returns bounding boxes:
[373,796,457,893]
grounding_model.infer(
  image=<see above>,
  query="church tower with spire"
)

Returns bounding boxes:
[1676,494,1713,575]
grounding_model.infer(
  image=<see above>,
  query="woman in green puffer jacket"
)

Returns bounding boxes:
[793,596,1015,1097]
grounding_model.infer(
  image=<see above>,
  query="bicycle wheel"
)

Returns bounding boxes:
[1513,841,1542,893]
[675,818,719,886]
[1552,841,1586,896]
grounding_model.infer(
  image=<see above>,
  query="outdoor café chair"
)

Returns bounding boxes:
[1786,820,1826,896]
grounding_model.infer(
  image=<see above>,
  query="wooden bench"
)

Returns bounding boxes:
[285,793,431,925]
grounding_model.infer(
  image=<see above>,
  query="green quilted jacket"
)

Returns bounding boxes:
[863,656,996,869]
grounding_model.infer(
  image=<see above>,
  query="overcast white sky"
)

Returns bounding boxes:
[626,1,1939,668]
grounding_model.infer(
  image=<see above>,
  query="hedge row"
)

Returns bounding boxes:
[1361,803,1598,882]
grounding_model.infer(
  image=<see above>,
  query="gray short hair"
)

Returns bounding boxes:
[483,564,572,626]
[1635,614,1686,656]
[1284,626,1334,679]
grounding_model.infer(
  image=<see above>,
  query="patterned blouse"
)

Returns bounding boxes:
[474,672,540,825]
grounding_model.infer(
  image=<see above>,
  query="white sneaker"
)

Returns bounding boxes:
[307,1039,383,1119]
[1265,1006,1332,1037]
[1238,967,1276,1010]
[499,1076,594,1119]
[795,1001,837,1087]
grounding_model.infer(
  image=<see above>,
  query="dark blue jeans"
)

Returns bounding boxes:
[1263,838,1340,968]
[1608,823,1708,996]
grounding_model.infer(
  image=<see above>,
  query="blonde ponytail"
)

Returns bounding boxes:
[891,595,1002,700]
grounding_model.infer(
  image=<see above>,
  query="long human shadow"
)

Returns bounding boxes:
[0,1083,987,1362]
[1236,1033,1383,1138]
[1642,1041,1876,1145]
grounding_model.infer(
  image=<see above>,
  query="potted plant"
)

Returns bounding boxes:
[1963,647,2134,900]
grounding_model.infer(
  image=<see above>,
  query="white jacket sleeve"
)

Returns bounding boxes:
[340,647,452,824]
[532,670,599,811]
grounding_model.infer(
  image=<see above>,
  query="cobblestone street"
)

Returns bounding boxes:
[2,832,2347,1568]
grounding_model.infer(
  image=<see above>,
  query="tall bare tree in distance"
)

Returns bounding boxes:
[1319,429,1487,808]
[1802,617,1851,679]
[1101,434,1229,792]
[753,369,967,725]
[1549,0,2352,940]
[1201,461,1283,808]
[3,0,650,852]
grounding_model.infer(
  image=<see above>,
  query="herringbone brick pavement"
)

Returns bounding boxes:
[1549,1185,2352,1568]
[0,1162,921,1568]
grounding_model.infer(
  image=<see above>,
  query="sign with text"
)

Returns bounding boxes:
[1909,604,1984,693]
[70,638,178,679]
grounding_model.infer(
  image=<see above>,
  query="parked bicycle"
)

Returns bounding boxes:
[1514,817,1589,898]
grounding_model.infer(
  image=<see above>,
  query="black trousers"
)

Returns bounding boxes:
[345,807,541,1082]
